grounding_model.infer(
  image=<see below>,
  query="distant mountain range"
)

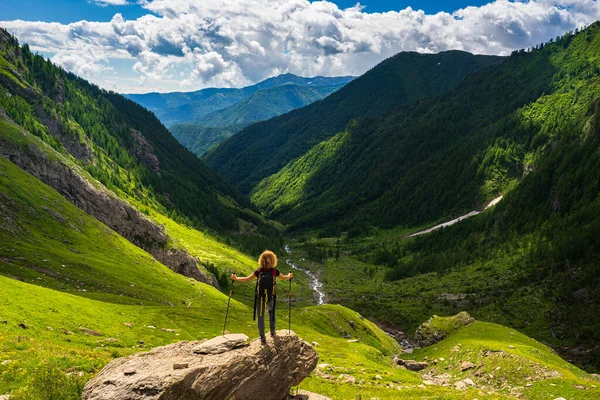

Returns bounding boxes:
[126,73,354,124]
[126,73,354,156]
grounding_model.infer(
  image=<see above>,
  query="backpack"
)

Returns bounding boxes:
[253,268,277,320]
[256,267,277,297]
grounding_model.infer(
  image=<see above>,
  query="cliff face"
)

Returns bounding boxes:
[0,110,217,287]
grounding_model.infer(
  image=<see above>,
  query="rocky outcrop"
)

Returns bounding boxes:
[82,331,318,400]
[154,249,217,287]
[129,128,160,173]
[0,114,217,287]
[414,312,474,347]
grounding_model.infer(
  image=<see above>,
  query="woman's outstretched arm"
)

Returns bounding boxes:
[279,272,294,281]
[231,272,256,282]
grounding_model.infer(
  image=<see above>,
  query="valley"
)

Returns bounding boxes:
[0,14,599,400]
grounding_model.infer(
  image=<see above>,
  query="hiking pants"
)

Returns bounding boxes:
[256,294,276,339]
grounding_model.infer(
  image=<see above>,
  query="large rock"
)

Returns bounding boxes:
[82,331,318,400]
[192,333,248,354]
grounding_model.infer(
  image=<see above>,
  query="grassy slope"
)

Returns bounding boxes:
[1,272,544,400]
[0,153,400,398]
[3,151,594,399]
[406,320,599,400]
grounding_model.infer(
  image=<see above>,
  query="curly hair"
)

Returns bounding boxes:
[258,250,278,269]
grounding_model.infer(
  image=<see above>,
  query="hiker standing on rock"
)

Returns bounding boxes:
[232,250,293,344]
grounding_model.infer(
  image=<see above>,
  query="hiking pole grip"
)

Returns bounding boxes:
[223,271,237,336]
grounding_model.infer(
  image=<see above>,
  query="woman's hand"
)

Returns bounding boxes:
[231,273,237,281]
[288,272,294,279]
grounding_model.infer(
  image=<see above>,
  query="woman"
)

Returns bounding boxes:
[232,250,293,343]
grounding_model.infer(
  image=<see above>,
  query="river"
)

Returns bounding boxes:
[284,244,325,305]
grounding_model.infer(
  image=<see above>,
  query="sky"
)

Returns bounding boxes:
[1,1,598,94]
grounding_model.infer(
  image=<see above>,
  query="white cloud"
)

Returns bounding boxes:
[1,0,599,93]
[51,45,114,76]
[89,0,129,6]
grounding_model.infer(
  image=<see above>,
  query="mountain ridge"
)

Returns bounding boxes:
[125,73,355,127]
[170,83,346,156]
[250,23,600,233]
[205,50,504,193]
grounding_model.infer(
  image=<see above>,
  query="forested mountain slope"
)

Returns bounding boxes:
[0,27,260,232]
[252,23,600,233]
[205,51,502,193]
[170,83,345,156]
[126,73,354,127]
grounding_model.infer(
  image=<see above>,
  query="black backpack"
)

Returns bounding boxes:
[257,267,277,296]
[253,268,277,320]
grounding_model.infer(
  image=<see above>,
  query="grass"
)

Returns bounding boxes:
[287,228,600,372]
[0,56,26,89]
[0,156,205,307]
[406,321,600,399]
[0,154,403,398]
[1,86,599,399]
[1,155,599,399]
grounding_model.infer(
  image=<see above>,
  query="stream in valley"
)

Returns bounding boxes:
[284,244,325,305]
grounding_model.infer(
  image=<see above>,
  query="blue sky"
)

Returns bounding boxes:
[3,1,492,23]
[1,1,597,93]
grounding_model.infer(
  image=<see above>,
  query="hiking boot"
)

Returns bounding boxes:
[270,330,277,336]
[260,336,267,345]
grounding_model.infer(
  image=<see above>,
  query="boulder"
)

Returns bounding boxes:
[82,330,318,400]
[192,333,248,354]
[460,361,476,371]
[395,358,429,371]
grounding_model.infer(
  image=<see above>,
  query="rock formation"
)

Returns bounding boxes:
[82,331,318,400]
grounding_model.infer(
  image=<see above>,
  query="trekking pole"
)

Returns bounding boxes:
[288,277,293,334]
[223,272,236,336]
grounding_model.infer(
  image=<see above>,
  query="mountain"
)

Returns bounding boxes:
[250,23,600,234]
[205,50,503,193]
[170,123,251,158]
[0,27,282,266]
[276,23,600,370]
[1,26,599,400]
[170,83,345,156]
[125,73,355,127]
[195,84,345,127]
